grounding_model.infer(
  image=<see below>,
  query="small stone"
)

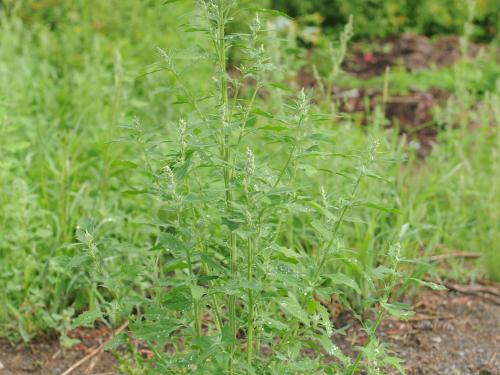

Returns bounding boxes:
[431,336,442,343]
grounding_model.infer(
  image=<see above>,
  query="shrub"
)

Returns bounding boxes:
[270,0,499,41]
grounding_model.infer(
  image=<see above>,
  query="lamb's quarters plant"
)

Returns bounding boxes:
[70,1,439,373]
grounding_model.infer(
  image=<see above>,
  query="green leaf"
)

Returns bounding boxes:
[159,233,185,252]
[317,335,349,364]
[221,325,237,348]
[259,124,288,132]
[248,7,292,19]
[71,310,102,329]
[262,317,288,331]
[271,244,302,261]
[67,255,89,269]
[252,108,274,119]
[381,302,415,320]
[133,319,181,344]
[189,284,205,300]
[164,286,192,311]
[409,278,447,291]
[103,332,127,350]
[327,274,361,294]
[164,259,189,273]
[356,201,400,214]
[311,220,331,239]
[278,294,309,326]
[384,356,405,373]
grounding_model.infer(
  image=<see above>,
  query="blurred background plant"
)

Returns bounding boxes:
[270,0,499,41]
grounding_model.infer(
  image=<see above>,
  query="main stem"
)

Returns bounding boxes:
[246,238,254,364]
[215,1,238,371]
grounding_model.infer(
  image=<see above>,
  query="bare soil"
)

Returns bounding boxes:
[334,87,450,157]
[344,34,481,78]
[296,34,475,157]
[1,286,498,374]
[333,288,500,375]
[0,327,117,375]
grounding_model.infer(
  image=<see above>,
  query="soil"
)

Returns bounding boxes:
[295,34,479,157]
[333,87,450,157]
[343,34,481,78]
[333,288,500,375]
[1,287,498,374]
[0,327,117,375]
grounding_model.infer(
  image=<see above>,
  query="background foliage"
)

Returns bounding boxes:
[271,0,499,40]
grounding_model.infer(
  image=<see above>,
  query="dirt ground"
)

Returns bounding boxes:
[382,289,500,375]
[343,34,481,78]
[0,327,117,375]
[333,286,500,375]
[295,34,478,157]
[1,286,498,374]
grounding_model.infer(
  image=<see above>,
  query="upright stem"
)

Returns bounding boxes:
[315,167,364,279]
[273,114,305,188]
[246,238,254,364]
[186,244,202,338]
[215,0,238,371]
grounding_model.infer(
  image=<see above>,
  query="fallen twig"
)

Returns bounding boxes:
[428,252,481,262]
[60,320,128,375]
[387,313,454,322]
[444,282,500,297]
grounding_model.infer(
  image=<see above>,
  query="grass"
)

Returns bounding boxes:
[0,0,498,373]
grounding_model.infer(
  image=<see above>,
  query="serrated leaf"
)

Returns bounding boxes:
[164,259,189,273]
[317,335,349,364]
[252,108,274,118]
[164,286,192,311]
[189,284,205,300]
[327,274,361,294]
[409,278,447,291]
[381,302,415,320]
[67,255,89,269]
[159,233,185,252]
[72,310,102,329]
[259,124,288,132]
[132,319,181,344]
[221,324,237,347]
[103,332,127,350]
[249,7,292,19]
[384,356,405,373]
[271,244,302,261]
[311,220,331,239]
[278,294,309,326]
[262,316,288,331]
[357,201,400,214]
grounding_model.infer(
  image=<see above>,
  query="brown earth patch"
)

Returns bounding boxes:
[330,87,450,157]
[333,288,500,375]
[344,34,481,78]
[1,287,498,374]
[0,327,117,375]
